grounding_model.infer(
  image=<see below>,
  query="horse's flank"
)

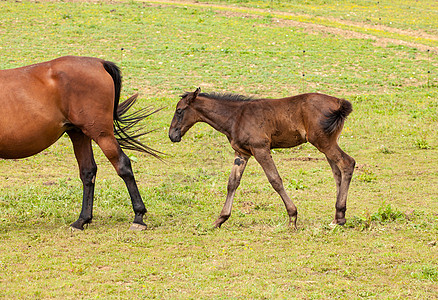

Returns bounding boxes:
[0,56,108,158]
[0,56,158,230]
[0,56,159,159]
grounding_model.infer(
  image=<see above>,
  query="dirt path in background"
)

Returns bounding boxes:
[36,0,437,52]
[141,0,437,52]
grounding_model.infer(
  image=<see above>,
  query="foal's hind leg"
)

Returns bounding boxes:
[95,135,147,230]
[67,130,97,230]
[252,147,298,229]
[324,146,355,225]
[327,158,342,200]
[214,153,249,228]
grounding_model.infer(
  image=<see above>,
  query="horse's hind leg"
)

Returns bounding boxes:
[67,130,97,230]
[214,153,249,228]
[95,135,147,230]
[252,147,298,229]
[324,145,355,225]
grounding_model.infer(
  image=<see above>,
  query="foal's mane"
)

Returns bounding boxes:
[181,91,255,102]
[199,92,254,102]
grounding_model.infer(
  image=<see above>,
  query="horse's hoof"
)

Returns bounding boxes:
[70,222,85,231]
[70,225,84,232]
[130,223,147,231]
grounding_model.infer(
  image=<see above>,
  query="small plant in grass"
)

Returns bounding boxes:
[356,167,377,183]
[414,137,431,150]
[411,266,438,282]
[286,178,307,190]
[262,14,273,24]
[358,290,376,298]
[347,203,405,230]
[371,202,405,223]
[379,145,394,154]
[346,212,372,230]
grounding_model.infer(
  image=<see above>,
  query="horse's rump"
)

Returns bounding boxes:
[0,56,161,229]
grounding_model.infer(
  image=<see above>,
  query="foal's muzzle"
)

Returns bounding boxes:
[169,128,181,143]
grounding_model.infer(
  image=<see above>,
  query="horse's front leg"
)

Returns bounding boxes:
[252,147,298,229]
[96,136,147,230]
[214,153,249,228]
[67,130,97,230]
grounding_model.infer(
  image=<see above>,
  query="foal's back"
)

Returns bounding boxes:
[232,93,343,149]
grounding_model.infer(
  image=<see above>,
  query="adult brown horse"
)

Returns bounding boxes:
[0,56,160,230]
[169,88,355,229]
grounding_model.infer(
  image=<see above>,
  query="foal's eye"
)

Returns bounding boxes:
[175,108,184,121]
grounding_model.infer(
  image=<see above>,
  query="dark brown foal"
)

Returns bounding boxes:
[0,56,159,230]
[169,88,355,228]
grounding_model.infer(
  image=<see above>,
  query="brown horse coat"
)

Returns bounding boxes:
[1,56,157,230]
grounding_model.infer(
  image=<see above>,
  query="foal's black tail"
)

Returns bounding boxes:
[321,99,353,135]
[103,60,162,159]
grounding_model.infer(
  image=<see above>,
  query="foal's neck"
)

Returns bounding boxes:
[194,97,239,138]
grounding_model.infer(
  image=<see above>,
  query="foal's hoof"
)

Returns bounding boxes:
[130,223,147,231]
[288,214,298,230]
[213,215,229,228]
[330,218,346,228]
[328,222,338,229]
[213,219,227,229]
[333,218,346,226]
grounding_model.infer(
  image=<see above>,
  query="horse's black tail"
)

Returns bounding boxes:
[102,60,122,120]
[321,99,353,135]
[102,60,162,159]
[114,94,163,159]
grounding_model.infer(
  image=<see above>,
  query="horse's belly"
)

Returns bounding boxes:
[0,123,65,159]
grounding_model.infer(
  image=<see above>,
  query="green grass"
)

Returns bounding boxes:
[0,0,437,298]
[186,0,438,34]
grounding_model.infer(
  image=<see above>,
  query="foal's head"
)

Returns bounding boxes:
[169,87,201,142]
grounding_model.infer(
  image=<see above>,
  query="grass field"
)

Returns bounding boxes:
[0,0,437,298]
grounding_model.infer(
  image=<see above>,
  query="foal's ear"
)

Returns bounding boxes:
[194,87,201,97]
[187,87,201,104]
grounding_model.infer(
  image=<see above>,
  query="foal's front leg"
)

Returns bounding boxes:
[252,147,298,229]
[214,153,249,228]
